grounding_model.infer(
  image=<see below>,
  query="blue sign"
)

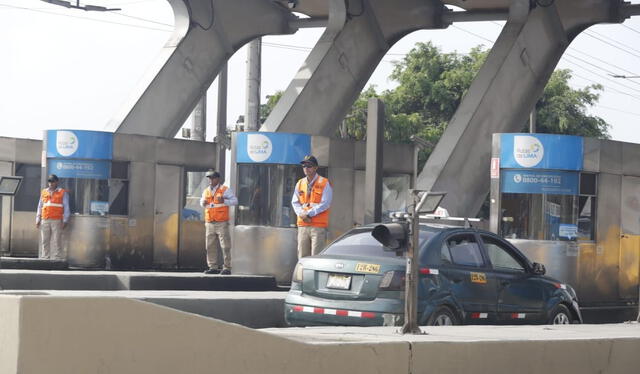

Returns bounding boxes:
[236,132,311,165]
[46,130,113,160]
[500,134,583,170]
[501,170,579,195]
[48,159,110,180]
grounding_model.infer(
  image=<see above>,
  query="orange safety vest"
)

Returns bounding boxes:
[41,188,65,220]
[204,185,230,223]
[296,175,330,228]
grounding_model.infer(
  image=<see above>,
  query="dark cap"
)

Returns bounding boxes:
[47,174,59,182]
[205,169,220,179]
[300,155,318,166]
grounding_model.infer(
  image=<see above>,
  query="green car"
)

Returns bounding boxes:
[285,224,582,326]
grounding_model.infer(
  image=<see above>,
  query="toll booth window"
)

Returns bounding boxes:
[13,164,41,212]
[501,193,579,241]
[236,164,305,227]
[56,162,129,216]
[183,171,207,221]
[577,173,597,241]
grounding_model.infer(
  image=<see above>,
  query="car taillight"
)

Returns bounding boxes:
[379,271,405,291]
[292,263,304,283]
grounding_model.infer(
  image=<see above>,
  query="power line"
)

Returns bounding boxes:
[0,2,173,32]
[597,104,640,118]
[583,30,640,59]
[562,55,640,96]
[570,72,640,103]
[621,23,640,37]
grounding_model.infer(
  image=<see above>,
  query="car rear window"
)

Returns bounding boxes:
[322,229,434,258]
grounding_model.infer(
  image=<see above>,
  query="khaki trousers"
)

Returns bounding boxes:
[41,219,64,260]
[205,221,231,270]
[297,226,327,259]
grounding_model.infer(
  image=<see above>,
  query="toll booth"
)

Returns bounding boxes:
[490,133,640,310]
[1,131,218,270]
[230,132,414,284]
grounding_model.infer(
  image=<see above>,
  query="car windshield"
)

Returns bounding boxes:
[322,228,435,258]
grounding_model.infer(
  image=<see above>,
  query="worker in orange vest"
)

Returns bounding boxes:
[35,174,70,260]
[199,170,238,275]
[291,155,333,258]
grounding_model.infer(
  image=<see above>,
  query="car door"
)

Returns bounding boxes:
[440,233,498,324]
[480,234,546,324]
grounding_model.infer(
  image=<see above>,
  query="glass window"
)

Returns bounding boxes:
[445,234,484,267]
[481,235,525,272]
[55,162,129,216]
[14,163,41,212]
[440,242,452,264]
[323,229,435,258]
[577,173,596,241]
[183,171,207,221]
[500,193,578,241]
[235,164,305,227]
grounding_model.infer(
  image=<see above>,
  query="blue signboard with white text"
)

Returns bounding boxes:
[501,170,579,195]
[46,129,113,160]
[48,159,110,180]
[500,134,583,170]
[236,132,311,165]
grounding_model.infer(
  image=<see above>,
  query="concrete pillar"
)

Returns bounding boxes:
[245,39,262,132]
[417,0,625,217]
[108,0,293,138]
[261,0,444,136]
[191,95,206,142]
[364,98,384,224]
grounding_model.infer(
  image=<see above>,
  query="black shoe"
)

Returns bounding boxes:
[204,268,220,274]
[220,268,231,275]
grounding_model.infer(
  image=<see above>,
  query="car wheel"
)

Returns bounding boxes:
[548,304,572,325]
[427,306,459,326]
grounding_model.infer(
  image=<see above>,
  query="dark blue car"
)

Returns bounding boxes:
[285,224,582,326]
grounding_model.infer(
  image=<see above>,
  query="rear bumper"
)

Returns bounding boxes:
[285,302,403,327]
[284,291,404,326]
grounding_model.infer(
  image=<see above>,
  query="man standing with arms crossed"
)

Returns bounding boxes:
[291,155,333,258]
[36,174,70,260]
[200,170,238,275]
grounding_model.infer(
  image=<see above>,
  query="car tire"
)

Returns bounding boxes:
[426,306,459,326]
[548,304,573,325]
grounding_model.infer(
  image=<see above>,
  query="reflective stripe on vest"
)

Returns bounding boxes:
[41,188,65,220]
[204,186,230,222]
[296,176,330,228]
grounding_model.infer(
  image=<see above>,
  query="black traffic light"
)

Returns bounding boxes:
[371,222,409,251]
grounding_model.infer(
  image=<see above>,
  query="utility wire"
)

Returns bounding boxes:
[621,23,640,37]
[582,30,640,59]
[0,2,173,32]
[562,55,640,95]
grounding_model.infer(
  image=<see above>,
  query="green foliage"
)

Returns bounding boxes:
[261,42,610,169]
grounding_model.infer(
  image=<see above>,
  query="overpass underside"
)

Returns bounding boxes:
[108,0,635,216]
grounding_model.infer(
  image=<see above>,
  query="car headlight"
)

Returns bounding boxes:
[292,263,303,283]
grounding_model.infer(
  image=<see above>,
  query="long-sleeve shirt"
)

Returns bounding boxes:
[199,184,238,208]
[291,174,333,218]
[36,188,70,223]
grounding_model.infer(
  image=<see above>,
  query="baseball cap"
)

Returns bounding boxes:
[300,155,318,166]
[205,170,221,178]
[47,174,59,182]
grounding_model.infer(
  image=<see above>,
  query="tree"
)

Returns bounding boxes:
[261,42,610,168]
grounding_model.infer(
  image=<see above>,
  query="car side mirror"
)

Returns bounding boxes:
[532,262,546,275]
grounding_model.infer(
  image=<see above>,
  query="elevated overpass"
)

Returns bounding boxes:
[106,0,640,216]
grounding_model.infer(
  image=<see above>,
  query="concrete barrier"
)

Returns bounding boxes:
[1,294,639,374]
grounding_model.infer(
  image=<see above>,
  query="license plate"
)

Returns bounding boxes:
[355,263,381,274]
[326,274,352,290]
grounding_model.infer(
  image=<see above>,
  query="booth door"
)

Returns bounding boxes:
[0,161,12,253]
[620,176,640,300]
[154,164,182,268]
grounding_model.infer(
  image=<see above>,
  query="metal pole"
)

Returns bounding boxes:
[216,63,228,174]
[402,190,421,334]
[245,38,262,132]
[529,108,536,133]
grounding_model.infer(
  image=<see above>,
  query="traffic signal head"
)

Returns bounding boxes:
[371,223,409,251]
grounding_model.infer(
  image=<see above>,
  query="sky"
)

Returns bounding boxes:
[1,0,640,143]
